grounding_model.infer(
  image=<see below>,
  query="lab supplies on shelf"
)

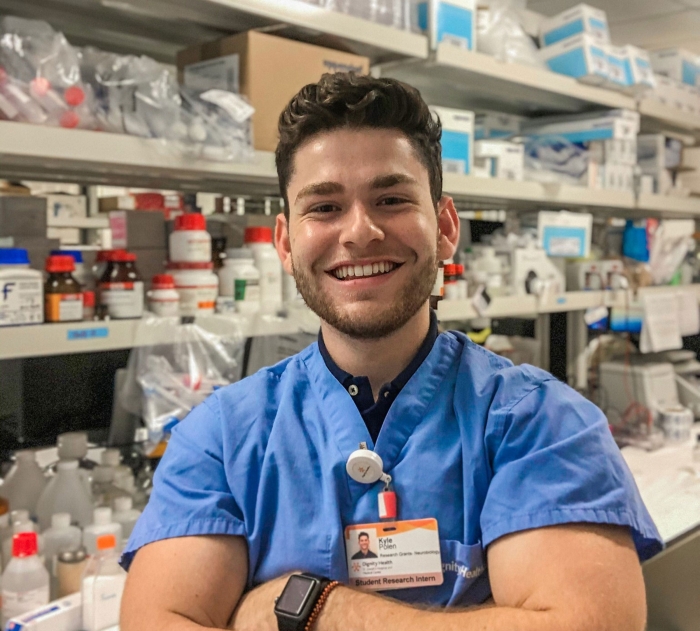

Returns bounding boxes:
[412,0,476,51]
[538,3,610,48]
[430,105,474,175]
[0,248,44,327]
[649,48,700,87]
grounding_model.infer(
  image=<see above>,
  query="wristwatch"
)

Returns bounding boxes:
[274,573,334,631]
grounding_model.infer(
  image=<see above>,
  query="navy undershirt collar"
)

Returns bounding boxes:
[318,310,439,443]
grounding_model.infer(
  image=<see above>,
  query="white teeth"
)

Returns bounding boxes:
[373,263,379,275]
[333,262,398,279]
[379,262,385,273]
[354,265,363,277]
[363,264,372,276]
[348,266,355,277]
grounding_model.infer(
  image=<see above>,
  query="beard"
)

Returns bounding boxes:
[291,250,437,340]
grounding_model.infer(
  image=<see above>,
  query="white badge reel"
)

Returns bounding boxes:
[346,447,392,487]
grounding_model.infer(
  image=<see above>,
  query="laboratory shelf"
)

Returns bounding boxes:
[0,0,427,64]
[379,44,636,116]
[443,174,636,212]
[437,285,700,322]
[638,99,700,135]
[48,216,111,229]
[0,121,280,196]
[0,308,320,360]
[636,193,700,217]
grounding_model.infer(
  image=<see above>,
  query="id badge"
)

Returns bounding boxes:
[345,519,444,591]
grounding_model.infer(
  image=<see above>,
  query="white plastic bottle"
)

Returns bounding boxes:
[2,521,45,569]
[244,227,283,315]
[42,513,82,599]
[100,449,132,481]
[82,533,127,631]
[56,431,94,498]
[0,450,47,518]
[1,532,50,627]
[147,273,180,316]
[112,496,141,541]
[168,262,219,316]
[169,213,212,263]
[83,508,122,556]
[0,247,44,327]
[91,466,128,508]
[36,460,94,531]
[218,248,261,315]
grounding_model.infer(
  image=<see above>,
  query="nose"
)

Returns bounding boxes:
[338,200,384,249]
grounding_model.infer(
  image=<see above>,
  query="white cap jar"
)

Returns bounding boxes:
[168,262,218,316]
[218,248,261,315]
[147,274,180,317]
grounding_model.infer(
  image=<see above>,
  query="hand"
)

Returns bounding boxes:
[228,573,290,631]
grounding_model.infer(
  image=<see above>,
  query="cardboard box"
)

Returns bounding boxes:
[540,34,608,86]
[604,45,630,91]
[474,112,523,140]
[474,140,524,180]
[622,45,655,95]
[5,593,82,631]
[522,109,640,143]
[43,194,87,226]
[429,106,474,175]
[539,3,610,47]
[131,248,168,289]
[110,210,167,250]
[412,0,476,51]
[588,139,637,166]
[650,48,699,86]
[47,227,81,245]
[538,211,592,258]
[0,197,47,238]
[177,31,369,152]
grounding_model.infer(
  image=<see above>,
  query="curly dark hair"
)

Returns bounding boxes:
[276,73,442,218]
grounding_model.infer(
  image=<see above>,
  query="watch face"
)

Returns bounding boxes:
[276,575,316,616]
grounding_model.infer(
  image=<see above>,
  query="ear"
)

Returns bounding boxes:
[274,213,294,275]
[436,196,460,261]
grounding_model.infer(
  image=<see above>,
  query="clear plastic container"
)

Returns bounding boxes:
[56,431,94,497]
[244,227,283,315]
[0,247,43,327]
[35,460,94,531]
[82,507,122,556]
[169,213,212,263]
[112,496,141,541]
[43,512,82,599]
[1,532,50,627]
[81,533,127,631]
[0,450,47,518]
[91,465,128,508]
[218,248,261,314]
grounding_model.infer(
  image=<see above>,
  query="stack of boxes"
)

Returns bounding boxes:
[411,0,476,52]
[649,49,700,116]
[637,134,684,196]
[0,197,59,270]
[538,4,655,95]
[429,105,474,176]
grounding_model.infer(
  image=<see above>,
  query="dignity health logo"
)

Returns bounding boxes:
[442,560,485,580]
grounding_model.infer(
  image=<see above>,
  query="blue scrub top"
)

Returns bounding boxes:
[122,331,662,607]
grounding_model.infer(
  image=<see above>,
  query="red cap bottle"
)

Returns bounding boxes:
[175,214,206,231]
[45,255,75,273]
[244,226,273,244]
[12,532,38,558]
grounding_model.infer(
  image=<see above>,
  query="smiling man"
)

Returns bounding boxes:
[121,73,662,631]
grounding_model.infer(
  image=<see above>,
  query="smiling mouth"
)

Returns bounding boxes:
[329,261,403,281]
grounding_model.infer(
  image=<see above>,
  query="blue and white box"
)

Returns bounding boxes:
[412,0,476,51]
[522,109,640,143]
[538,211,592,259]
[539,3,610,48]
[621,45,655,95]
[539,34,608,86]
[430,105,474,175]
[650,48,699,86]
[474,112,523,140]
[605,45,630,90]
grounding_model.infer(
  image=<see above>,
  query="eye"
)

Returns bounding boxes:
[310,203,340,214]
[378,196,409,206]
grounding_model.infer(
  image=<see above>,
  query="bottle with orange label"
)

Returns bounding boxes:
[44,255,83,323]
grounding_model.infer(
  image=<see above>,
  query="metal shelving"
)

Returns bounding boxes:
[0,309,320,361]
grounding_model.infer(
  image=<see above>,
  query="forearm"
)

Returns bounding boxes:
[316,587,586,631]
[122,610,230,631]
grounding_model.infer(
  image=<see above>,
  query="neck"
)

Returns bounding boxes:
[320,304,431,399]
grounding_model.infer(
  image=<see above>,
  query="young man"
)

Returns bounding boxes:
[121,73,662,631]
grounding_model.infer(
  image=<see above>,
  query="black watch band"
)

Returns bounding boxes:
[274,573,332,631]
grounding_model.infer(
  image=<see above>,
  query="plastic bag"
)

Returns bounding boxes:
[477,0,544,68]
[523,135,589,185]
[323,0,409,30]
[0,16,95,128]
[120,318,245,443]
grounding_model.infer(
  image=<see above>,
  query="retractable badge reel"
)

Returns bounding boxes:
[346,444,397,520]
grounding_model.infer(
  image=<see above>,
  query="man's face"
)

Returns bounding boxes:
[359,535,370,552]
[276,127,457,339]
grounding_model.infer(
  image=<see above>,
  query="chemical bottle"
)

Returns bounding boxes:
[0,248,43,327]
[2,520,44,569]
[112,496,142,541]
[244,227,283,315]
[0,512,12,569]
[42,512,82,599]
[1,532,50,627]
[82,508,122,556]
[36,460,94,531]
[44,254,83,322]
[147,274,180,317]
[50,249,93,289]
[82,533,127,631]
[91,465,128,508]
[169,213,212,263]
[0,450,47,518]
[113,473,148,511]
[56,546,88,598]
[56,431,94,497]
[218,248,261,314]
[100,449,132,481]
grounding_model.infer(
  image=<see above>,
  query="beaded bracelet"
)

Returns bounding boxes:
[304,580,341,631]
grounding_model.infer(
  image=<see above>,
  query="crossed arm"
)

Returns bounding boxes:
[120,522,647,631]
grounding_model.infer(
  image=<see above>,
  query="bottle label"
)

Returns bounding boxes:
[100,282,144,319]
[0,278,43,326]
[2,585,50,621]
[234,278,260,303]
[175,284,218,316]
[45,293,83,322]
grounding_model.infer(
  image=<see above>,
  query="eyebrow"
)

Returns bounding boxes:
[369,173,419,189]
[295,181,344,204]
